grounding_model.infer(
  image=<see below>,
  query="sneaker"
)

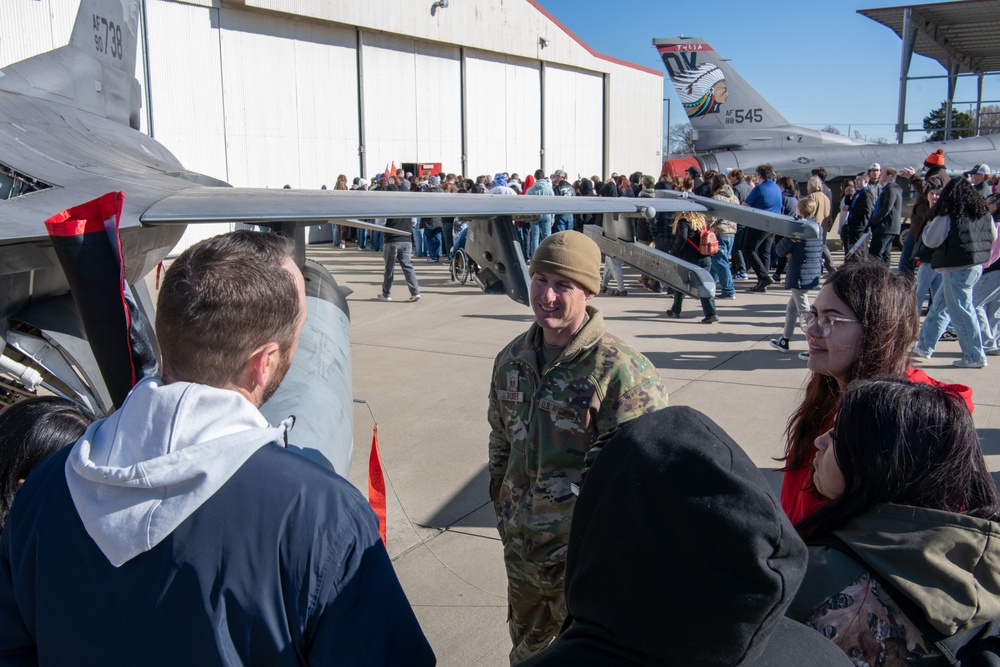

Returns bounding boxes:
[987,349,1000,356]
[408,293,421,302]
[719,294,737,300]
[939,330,958,342]
[376,294,391,301]
[339,243,347,249]
[701,315,719,324]
[665,310,680,318]
[427,258,439,263]
[953,358,987,368]
[769,337,790,354]
[609,289,628,297]
[734,272,749,280]
[910,347,930,360]
[797,351,810,361]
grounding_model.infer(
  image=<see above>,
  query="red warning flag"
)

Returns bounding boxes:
[43,192,158,408]
[368,425,387,545]
[385,161,397,178]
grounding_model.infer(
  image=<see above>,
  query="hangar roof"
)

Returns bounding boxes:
[858,0,1000,74]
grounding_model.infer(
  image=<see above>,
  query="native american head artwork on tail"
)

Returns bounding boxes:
[671,62,728,118]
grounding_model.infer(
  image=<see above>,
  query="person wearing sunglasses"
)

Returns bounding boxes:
[778,259,974,525]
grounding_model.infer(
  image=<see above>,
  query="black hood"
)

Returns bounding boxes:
[519,407,851,666]
[599,182,619,198]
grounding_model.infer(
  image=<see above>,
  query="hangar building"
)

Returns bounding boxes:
[0,0,663,189]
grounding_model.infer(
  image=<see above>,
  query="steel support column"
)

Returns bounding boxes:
[944,57,959,140]
[539,62,546,172]
[356,28,367,180]
[895,7,916,144]
[460,47,468,177]
[976,74,984,136]
[602,73,610,180]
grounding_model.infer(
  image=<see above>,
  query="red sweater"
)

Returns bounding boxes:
[779,368,974,525]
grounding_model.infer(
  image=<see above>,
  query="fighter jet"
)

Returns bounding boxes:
[0,2,808,475]
[656,37,1000,184]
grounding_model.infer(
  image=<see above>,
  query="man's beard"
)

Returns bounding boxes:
[260,351,293,406]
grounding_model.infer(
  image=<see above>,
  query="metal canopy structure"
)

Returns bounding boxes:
[859,0,1000,142]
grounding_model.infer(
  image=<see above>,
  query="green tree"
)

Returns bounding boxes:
[923,102,975,141]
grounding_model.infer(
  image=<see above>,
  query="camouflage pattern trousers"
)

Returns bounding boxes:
[503,544,567,665]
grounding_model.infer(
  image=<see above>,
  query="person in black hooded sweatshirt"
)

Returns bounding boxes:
[518,406,851,667]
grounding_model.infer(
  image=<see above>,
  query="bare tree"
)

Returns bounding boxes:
[667,123,697,154]
[820,125,842,135]
[975,104,1000,135]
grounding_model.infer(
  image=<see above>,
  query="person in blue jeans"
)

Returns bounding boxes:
[526,170,554,257]
[665,212,719,323]
[975,194,1000,355]
[912,179,995,368]
[769,199,824,358]
[708,174,738,299]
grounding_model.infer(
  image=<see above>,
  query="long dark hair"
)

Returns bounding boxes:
[930,176,990,220]
[796,378,999,541]
[782,258,918,470]
[0,396,93,526]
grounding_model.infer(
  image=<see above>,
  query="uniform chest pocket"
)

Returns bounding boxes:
[538,397,585,429]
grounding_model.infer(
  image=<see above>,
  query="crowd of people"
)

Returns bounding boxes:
[0,154,998,666]
[347,159,1000,362]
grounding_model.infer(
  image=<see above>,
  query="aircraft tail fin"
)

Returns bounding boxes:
[69,0,142,78]
[0,0,142,128]
[654,38,788,145]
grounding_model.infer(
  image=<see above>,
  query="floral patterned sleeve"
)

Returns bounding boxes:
[807,572,942,667]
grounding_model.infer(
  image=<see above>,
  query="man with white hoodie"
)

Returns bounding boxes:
[0,231,434,666]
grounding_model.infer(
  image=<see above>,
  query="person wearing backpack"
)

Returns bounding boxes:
[769,198,825,359]
[665,211,719,323]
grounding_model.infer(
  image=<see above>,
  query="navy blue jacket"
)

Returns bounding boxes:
[776,225,825,290]
[0,446,435,666]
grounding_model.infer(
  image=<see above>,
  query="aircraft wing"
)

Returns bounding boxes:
[659,191,821,239]
[140,186,709,227]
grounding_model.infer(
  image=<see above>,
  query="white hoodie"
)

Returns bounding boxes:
[65,377,291,567]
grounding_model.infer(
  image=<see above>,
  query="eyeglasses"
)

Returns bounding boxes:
[799,312,858,337]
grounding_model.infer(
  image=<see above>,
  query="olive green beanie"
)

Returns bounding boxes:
[529,231,602,294]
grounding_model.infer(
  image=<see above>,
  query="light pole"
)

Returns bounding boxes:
[663,97,671,157]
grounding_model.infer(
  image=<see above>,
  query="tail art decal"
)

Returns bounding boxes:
[660,44,728,119]
[655,37,864,152]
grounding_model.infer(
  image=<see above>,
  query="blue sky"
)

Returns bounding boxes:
[537,0,999,143]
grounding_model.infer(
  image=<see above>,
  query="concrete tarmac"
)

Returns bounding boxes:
[307,244,1000,667]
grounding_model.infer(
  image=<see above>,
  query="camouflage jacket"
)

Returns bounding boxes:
[487,307,667,566]
[711,185,739,236]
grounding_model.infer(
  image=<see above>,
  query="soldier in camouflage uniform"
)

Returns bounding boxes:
[487,231,668,664]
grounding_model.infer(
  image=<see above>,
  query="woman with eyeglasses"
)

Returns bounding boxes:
[787,378,1000,667]
[779,259,973,525]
